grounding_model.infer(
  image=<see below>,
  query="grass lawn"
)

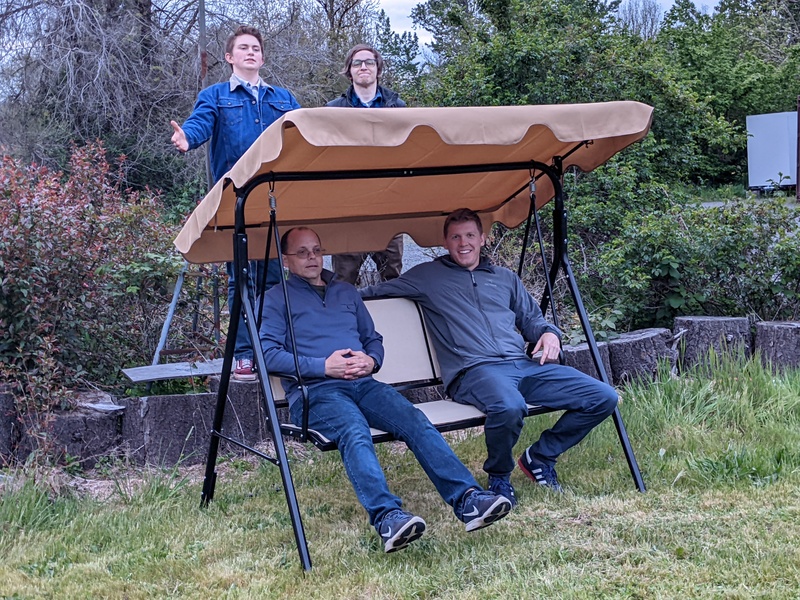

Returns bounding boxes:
[2,355,799,599]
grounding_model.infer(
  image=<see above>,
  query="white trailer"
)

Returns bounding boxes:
[746,111,797,189]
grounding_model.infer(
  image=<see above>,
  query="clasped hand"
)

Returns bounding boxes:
[324,349,375,380]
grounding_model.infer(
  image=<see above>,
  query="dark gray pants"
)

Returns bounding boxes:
[332,234,404,285]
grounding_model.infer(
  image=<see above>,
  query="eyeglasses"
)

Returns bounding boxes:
[285,247,324,259]
[351,58,377,68]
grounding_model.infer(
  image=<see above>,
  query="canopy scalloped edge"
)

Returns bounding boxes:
[175,102,653,264]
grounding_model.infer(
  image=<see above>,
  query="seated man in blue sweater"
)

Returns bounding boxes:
[361,208,618,504]
[259,227,511,553]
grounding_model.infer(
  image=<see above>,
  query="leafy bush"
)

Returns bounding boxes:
[566,138,686,243]
[0,143,181,412]
[585,196,800,329]
[493,150,800,340]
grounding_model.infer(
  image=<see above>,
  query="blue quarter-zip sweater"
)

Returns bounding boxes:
[259,270,384,406]
[361,255,562,392]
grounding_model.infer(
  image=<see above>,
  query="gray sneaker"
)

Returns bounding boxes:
[377,509,426,553]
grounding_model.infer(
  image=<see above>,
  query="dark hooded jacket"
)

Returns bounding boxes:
[326,84,406,108]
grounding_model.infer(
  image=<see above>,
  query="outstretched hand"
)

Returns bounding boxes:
[531,332,561,365]
[325,349,375,380]
[170,120,188,152]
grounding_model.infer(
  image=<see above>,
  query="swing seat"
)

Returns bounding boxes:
[177,104,654,569]
[275,297,553,451]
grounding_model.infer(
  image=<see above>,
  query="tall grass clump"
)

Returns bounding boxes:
[0,477,79,541]
[616,351,800,490]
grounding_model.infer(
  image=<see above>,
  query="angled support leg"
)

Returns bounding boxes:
[242,270,312,570]
[560,251,646,492]
[537,163,646,493]
[200,192,312,571]
[200,254,240,506]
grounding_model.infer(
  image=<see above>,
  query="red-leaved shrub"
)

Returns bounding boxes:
[0,143,181,412]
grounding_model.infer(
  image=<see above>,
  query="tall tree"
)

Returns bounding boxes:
[616,0,663,39]
[374,10,421,100]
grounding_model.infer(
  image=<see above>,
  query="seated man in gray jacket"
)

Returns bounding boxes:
[361,208,618,505]
[259,226,511,553]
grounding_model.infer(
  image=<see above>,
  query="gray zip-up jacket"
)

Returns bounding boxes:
[361,255,561,391]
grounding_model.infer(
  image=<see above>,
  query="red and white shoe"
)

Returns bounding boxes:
[233,358,257,381]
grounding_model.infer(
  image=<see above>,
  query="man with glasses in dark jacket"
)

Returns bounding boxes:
[327,44,405,286]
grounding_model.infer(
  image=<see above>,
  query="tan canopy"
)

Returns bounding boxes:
[175,102,653,264]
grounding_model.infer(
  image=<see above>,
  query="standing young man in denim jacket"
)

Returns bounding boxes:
[259,227,511,552]
[170,25,300,381]
[326,44,405,286]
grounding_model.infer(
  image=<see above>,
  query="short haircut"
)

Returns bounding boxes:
[341,44,384,82]
[225,25,264,58]
[280,227,319,254]
[444,208,483,237]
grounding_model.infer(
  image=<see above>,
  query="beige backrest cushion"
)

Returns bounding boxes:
[365,298,440,385]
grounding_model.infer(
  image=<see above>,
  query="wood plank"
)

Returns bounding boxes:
[122,359,224,383]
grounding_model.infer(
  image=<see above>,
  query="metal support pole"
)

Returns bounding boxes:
[560,252,646,492]
[146,261,189,393]
[200,192,312,571]
[199,262,239,506]
[242,267,312,570]
[151,260,187,368]
[542,165,646,492]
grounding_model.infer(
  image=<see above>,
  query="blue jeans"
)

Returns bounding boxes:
[451,359,618,478]
[226,258,282,360]
[289,377,479,527]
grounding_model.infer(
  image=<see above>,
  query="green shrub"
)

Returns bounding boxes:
[0,143,182,413]
[587,196,800,328]
[494,153,800,339]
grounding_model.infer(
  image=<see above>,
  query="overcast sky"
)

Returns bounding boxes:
[378,0,719,44]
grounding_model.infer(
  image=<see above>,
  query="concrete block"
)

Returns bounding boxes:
[17,407,121,470]
[120,393,217,466]
[673,315,751,371]
[756,321,800,371]
[563,341,613,381]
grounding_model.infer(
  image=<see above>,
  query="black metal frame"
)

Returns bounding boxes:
[199,148,645,572]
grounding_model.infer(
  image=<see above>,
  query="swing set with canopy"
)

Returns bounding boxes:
[174,101,654,570]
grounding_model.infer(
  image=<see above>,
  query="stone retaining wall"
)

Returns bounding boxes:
[756,321,800,371]
[3,318,799,468]
[673,316,750,371]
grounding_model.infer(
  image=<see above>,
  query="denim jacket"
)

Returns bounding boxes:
[181,75,300,182]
